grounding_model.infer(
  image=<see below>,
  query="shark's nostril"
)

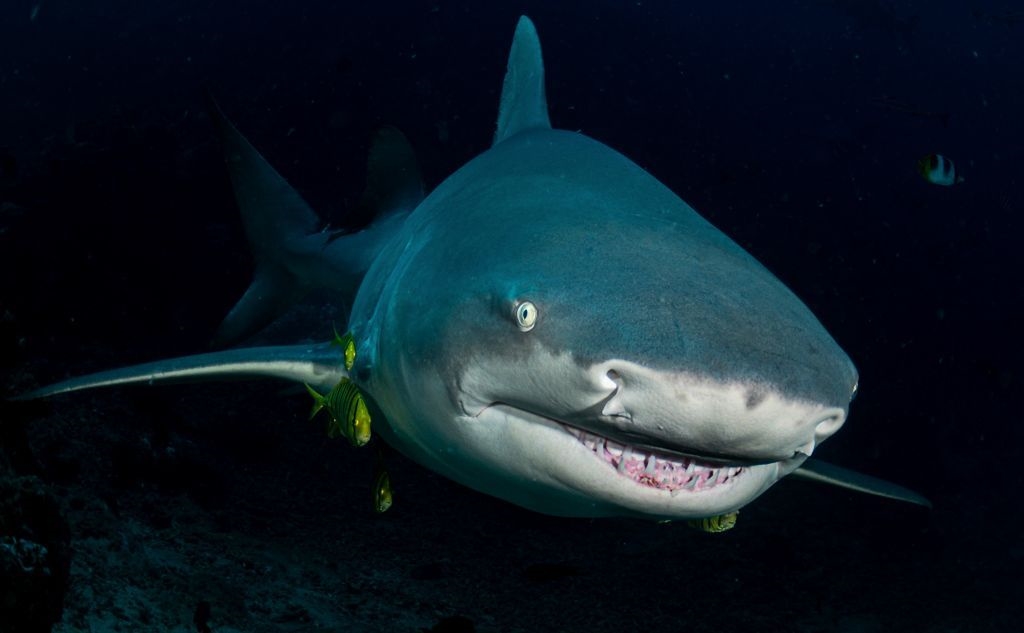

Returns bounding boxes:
[600,368,627,417]
[598,368,624,392]
[814,410,846,442]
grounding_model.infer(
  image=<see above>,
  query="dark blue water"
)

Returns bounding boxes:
[1,2,1020,631]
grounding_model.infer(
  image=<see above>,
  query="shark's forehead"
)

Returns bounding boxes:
[384,128,856,406]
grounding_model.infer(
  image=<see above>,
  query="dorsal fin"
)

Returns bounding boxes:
[493,16,551,146]
[356,125,424,220]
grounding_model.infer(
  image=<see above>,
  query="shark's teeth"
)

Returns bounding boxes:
[566,426,743,492]
[644,455,657,476]
[605,440,624,458]
[618,447,632,473]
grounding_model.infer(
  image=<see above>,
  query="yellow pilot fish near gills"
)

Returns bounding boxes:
[305,378,372,447]
[687,512,739,533]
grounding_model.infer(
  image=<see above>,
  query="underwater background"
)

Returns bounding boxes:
[1,1,1021,631]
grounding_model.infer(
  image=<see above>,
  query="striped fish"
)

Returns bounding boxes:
[687,511,738,533]
[305,377,372,447]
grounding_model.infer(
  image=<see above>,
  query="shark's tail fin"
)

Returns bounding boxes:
[206,97,322,346]
[493,16,552,146]
[206,99,423,347]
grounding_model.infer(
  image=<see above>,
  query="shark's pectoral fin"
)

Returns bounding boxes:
[792,457,932,508]
[13,343,348,401]
[493,16,551,146]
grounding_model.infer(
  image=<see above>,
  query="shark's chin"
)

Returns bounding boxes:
[465,403,791,519]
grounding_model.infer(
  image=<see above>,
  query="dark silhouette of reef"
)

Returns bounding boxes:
[0,401,72,633]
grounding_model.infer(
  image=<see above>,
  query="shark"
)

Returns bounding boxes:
[17,16,929,521]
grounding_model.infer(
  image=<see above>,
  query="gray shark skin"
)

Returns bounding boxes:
[17,16,929,520]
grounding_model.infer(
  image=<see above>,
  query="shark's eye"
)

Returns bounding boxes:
[513,300,538,332]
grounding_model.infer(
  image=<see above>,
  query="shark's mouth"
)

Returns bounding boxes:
[562,425,744,493]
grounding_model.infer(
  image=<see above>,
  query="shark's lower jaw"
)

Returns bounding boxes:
[562,426,744,493]
[454,402,784,518]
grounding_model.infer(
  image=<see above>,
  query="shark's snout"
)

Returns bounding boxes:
[585,359,849,463]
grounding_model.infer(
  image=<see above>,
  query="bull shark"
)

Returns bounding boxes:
[16,16,929,521]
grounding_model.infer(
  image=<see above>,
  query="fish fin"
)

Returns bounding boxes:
[205,94,323,346]
[493,16,552,146]
[357,126,424,220]
[206,94,321,257]
[206,96,416,346]
[12,343,348,401]
[304,383,326,419]
[792,458,932,508]
[212,267,306,348]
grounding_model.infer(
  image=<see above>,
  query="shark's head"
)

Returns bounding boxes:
[364,131,858,521]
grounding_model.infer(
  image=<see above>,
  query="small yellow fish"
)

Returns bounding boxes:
[305,378,371,447]
[373,465,393,513]
[687,511,738,533]
[331,328,357,371]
